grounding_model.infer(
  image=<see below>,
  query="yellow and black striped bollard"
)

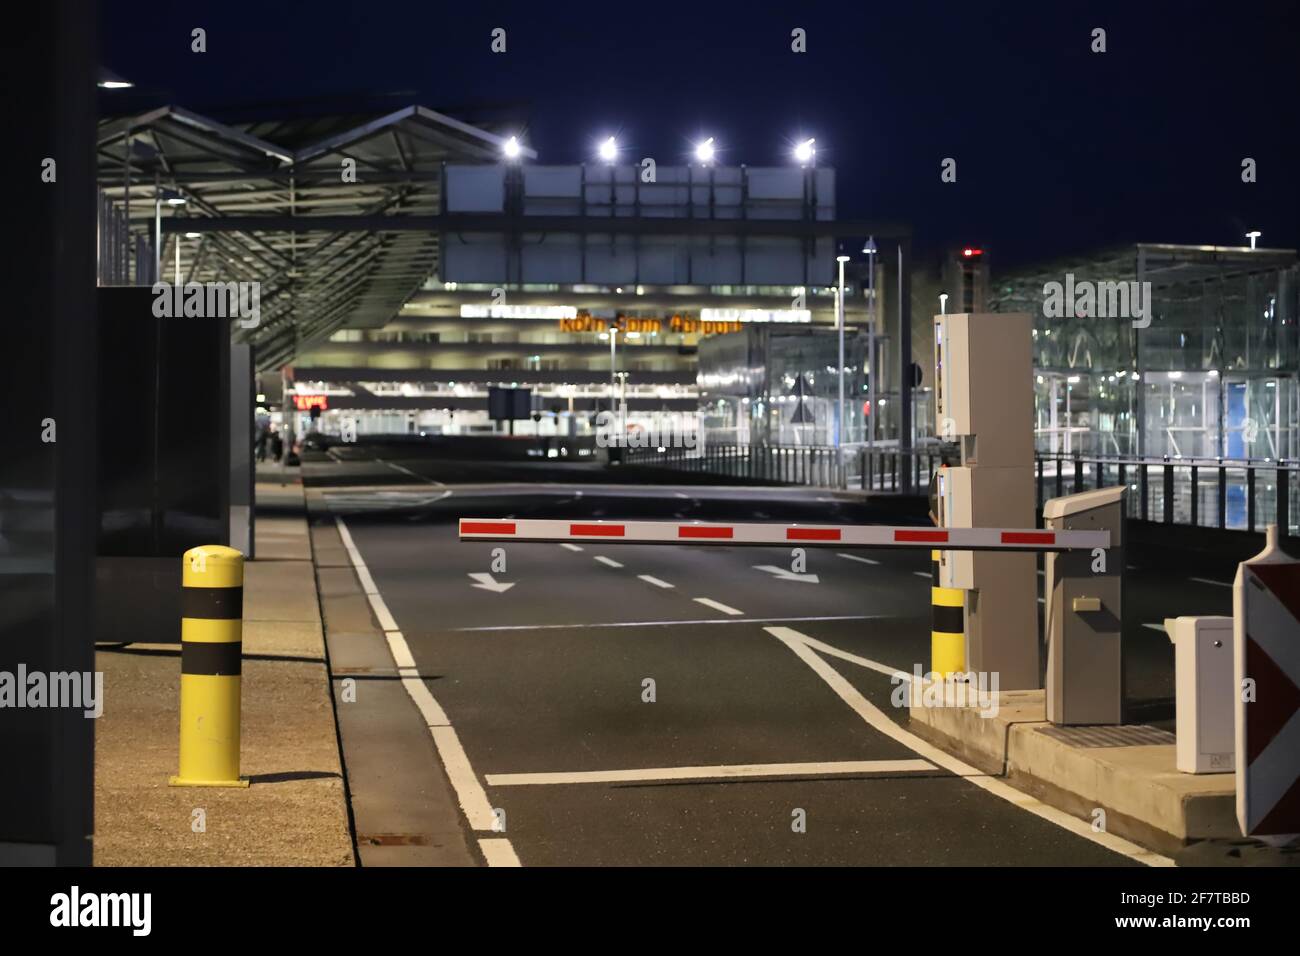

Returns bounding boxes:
[930,549,966,678]
[170,545,250,788]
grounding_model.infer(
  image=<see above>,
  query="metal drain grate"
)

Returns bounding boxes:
[1037,724,1175,748]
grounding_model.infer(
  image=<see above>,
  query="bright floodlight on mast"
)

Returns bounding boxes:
[794,138,816,166]
[695,137,716,164]
[598,136,618,163]
[503,136,522,161]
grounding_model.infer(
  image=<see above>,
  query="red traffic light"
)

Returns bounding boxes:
[961,247,983,258]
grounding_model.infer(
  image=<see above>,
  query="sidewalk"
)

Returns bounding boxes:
[93,474,354,866]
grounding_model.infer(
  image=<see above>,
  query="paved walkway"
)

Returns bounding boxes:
[93,477,354,866]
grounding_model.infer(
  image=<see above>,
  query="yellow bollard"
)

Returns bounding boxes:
[930,550,966,678]
[170,545,250,788]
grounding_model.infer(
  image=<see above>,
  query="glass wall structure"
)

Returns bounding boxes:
[697,326,869,447]
[990,244,1298,462]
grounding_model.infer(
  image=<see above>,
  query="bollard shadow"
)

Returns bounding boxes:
[247,770,342,785]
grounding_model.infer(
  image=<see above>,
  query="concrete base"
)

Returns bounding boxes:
[908,689,1237,855]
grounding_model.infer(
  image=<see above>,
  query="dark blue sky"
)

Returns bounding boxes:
[102,0,1298,268]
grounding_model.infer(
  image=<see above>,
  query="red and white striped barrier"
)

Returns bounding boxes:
[459,518,1109,551]
[1234,527,1300,838]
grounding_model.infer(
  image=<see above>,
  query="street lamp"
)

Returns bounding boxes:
[502,136,522,161]
[608,325,619,412]
[862,237,878,454]
[939,293,949,315]
[836,254,850,451]
[1246,230,1261,250]
[793,138,815,166]
[598,136,618,163]
[694,137,716,164]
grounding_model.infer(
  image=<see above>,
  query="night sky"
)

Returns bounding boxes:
[102,1,1298,269]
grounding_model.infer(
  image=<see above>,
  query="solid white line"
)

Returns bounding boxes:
[336,516,497,834]
[594,556,624,568]
[764,626,1172,867]
[375,456,447,488]
[478,837,521,867]
[783,632,914,682]
[485,759,936,787]
[838,553,880,566]
[693,597,744,616]
[560,543,584,552]
[367,591,400,632]
[638,574,674,588]
[430,726,497,831]
[453,614,880,633]
[1190,577,1231,588]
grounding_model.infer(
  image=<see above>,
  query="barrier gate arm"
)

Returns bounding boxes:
[459,518,1109,552]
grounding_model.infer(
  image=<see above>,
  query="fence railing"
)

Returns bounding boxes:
[621,444,1299,535]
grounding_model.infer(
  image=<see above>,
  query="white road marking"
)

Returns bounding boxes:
[468,571,515,593]
[1037,597,1046,605]
[375,457,447,487]
[779,631,914,682]
[693,597,744,616]
[560,543,584,552]
[594,556,624,568]
[485,759,936,787]
[478,837,521,867]
[1037,570,1045,577]
[638,574,674,588]
[336,516,498,835]
[1143,623,1168,634]
[838,553,880,566]
[912,571,931,579]
[674,492,690,499]
[765,626,1173,866]
[453,614,881,633]
[753,564,819,584]
[1190,576,1232,588]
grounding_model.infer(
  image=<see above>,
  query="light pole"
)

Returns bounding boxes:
[862,237,878,455]
[608,324,618,415]
[939,293,949,315]
[1246,230,1261,250]
[836,254,849,451]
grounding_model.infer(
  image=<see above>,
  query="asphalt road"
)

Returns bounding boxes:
[308,461,1237,866]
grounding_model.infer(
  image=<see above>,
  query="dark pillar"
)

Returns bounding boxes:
[0,1,98,865]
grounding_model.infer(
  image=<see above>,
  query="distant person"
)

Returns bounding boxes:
[270,430,284,463]
[255,426,269,463]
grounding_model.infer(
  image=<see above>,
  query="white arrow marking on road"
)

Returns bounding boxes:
[753,564,820,584]
[765,626,1172,866]
[468,572,515,593]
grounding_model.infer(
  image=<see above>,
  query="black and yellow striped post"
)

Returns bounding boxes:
[930,550,966,677]
[169,545,250,788]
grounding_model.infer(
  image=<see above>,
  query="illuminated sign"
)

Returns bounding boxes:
[461,304,578,320]
[558,312,744,336]
[700,308,811,324]
[292,394,329,411]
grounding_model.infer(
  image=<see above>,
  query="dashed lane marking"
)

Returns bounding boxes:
[594,556,624,568]
[838,553,880,566]
[638,574,674,588]
[693,597,745,616]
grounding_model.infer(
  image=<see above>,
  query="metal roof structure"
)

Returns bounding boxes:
[96,104,534,370]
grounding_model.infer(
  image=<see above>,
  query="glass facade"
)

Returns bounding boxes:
[698,327,869,447]
[990,245,1298,461]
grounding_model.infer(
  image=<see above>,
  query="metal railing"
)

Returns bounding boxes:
[622,443,1299,535]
